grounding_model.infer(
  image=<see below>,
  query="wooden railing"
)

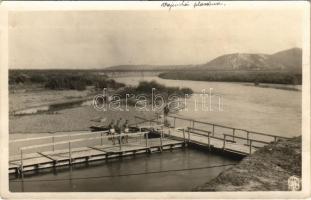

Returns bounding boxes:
[134,115,160,126]
[223,134,270,154]
[167,115,289,143]
[10,131,109,152]
[18,131,151,176]
[174,127,272,155]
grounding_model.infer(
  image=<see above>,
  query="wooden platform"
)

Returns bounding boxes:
[9,137,183,174]
[134,115,288,156]
[10,116,289,175]
[163,129,257,155]
[163,127,264,156]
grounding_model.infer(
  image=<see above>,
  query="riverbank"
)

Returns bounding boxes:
[159,71,301,85]
[9,80,189,133]
[10,105,156,133]
[195,136,301,191]
[9,88,156,133]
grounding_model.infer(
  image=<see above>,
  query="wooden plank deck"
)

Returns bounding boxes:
[10,116,281,174]
[9,137,183,174]
[163,127,258,155]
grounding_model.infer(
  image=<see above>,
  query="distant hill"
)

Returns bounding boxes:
[104,48,302,74]
[193,48,302,73]
[268,48,302,73]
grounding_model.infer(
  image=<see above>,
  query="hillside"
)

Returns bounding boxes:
[196,53,271,71]
[194,48,302,73]
[268,48,302,73]
[104,48,302,74]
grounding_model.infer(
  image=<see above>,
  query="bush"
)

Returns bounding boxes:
[30,74,48,83]
[94,78,126,90]
[135,81,193,100]
[180,87,194,95]
[45,76,87,90]
[12,74,29,84]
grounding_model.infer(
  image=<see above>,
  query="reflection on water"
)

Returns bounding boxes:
[9,148,238,192]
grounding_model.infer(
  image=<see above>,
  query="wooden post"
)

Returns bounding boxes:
[188,128,191,142]
[68,135,72,165]
[140,128,142,143]
[246,131,250,145]
[161,125,164,140]
[146,132,149,147]
[212,124,215,136]
[192,120,195,129]
[160,130,163,151]
[119,134,122,151]
[173,117,176,128]
[208,132,211,151]
[274,136,277,143]
[20,149,24,179]
[182,129,186,143]
[101,132,103,146]
[52,133,55,152]
[249,140,252,155]
[135,117,138,127]
[232,129,235,142]
[223,135,226,149]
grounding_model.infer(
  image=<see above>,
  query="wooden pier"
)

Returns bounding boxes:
[9,129,184,174]
[135,115,289,155]
[9,115,289,175]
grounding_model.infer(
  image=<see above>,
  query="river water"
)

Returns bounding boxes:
[115,76,301,137]
[9,148,238,192]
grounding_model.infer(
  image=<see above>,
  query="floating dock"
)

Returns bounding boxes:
[9,115,289,175]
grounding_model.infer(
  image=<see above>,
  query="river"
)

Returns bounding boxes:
[115,76,301,137]
[9,148,238,192]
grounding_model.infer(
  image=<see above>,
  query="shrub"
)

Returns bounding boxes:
[45,76,87,90]
[30,74,48,83]
[180,87,194,95]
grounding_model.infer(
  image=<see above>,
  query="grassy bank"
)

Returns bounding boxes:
[159,71,302,85]
[194,136,301,191]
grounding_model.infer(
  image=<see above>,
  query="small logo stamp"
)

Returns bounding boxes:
[288,175,301,191]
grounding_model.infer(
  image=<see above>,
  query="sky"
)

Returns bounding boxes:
[9,8,304,69]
